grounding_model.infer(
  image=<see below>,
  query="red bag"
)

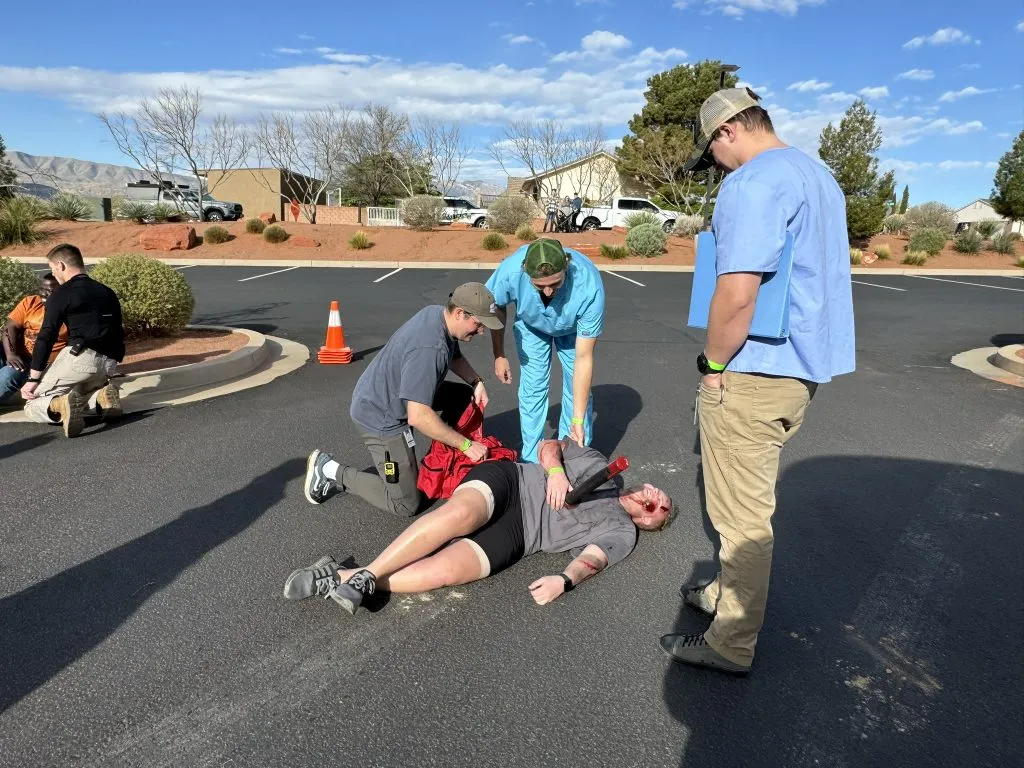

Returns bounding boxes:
[417,401,518,500]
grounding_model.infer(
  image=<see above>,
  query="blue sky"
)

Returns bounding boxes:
[1,0,1021,206]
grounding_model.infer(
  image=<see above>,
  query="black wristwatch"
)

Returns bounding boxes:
[27,377,42,384]
[469,376,483,388]
[560,573,574,592]
[697,352,725,375]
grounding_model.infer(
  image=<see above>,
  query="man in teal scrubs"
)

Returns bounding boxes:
[485,238,605,463]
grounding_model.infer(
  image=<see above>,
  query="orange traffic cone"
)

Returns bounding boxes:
[318,300,353,364]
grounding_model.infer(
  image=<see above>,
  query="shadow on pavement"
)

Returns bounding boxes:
[194,302,290,334]
[0,433,56,461]
[0,458,303,715]
[990,333,1024,347]
[662,456,1023,768]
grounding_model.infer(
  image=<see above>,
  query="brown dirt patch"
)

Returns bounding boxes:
[118,328,248,374]
[4,220,1021,270]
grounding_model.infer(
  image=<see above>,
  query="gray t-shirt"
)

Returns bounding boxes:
[517,443,637,566]
[350,305,461,436]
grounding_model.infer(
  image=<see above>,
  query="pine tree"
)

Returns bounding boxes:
[991,130,1024,223]
[899,185,909,214]
[0,133,18,201]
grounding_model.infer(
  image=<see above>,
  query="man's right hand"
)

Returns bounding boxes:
[494,357,512,385]
[546,471,572,511]
[464,441,489,463]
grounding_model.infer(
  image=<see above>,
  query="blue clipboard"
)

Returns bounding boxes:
[686,231,794,340]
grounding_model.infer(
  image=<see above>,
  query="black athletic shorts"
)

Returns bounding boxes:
[459,461,524,576]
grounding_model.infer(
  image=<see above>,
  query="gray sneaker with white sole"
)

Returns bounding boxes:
[328,569,377,615]
[283,555,341,600]
[304,449,338,505]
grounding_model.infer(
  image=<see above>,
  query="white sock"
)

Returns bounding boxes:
[323,460,341,481]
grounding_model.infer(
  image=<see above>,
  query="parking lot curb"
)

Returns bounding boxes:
[951,346,1024,388]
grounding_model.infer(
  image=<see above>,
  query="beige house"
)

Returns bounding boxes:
[516,151,645,205]
[203,168,327,222]
[955,198,1023,235]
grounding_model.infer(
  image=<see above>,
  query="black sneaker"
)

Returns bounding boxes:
[680,582,716,617]
[329,569,376,615]
[283,555,341,600]
[659,633,751,676]
[304,449,337,505]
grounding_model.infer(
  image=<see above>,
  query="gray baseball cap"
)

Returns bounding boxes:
[449,282,503,330]
[683,87,763,172]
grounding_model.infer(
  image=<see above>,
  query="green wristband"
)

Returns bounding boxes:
[570,417,585,425]
[706,358,726,372]
[546,466,565,477]
[460,438,472,452]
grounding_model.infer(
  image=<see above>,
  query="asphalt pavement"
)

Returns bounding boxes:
[1,265,1022,768]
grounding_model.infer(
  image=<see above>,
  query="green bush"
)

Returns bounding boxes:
[203,225,231,244]
[263,224,289,243]
[625,222,667,258]
[0,195,46,248]
[873,244,891,260]
[599,243,629,260]
[402,195,445,231]
[486,196,535,234]
[245,218,266,234]
[623,211,662,231]
[905,202,957,236]
[515,224,537,242]
[952,230,983,254]
[902,250,928,266]
[881,214,907,235]
[1009,232,1022,242]
[115,199,153,223]
[348,231,372,250]
[849,247,863,265]
[975,220,1001,239]
[1017,256,1024,269]
[481,232,508,250]
[90,253,194,337]
[0,256,41,318]
[45,192,92,221]
[907,228,946,256]
[989,234,1016,254]
[151,202,178,223]
[672,214,703,238]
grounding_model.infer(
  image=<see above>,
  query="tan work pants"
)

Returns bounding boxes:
[24,347,117,424]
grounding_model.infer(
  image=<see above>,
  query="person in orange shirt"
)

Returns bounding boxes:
[0,273,69,405]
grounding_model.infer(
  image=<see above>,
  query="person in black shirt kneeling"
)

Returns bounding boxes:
[20,243,125,438]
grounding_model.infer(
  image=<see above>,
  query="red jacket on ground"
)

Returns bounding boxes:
[417,402,518,501]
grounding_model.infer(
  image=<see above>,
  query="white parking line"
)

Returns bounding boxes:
[907,275,1024,293]
[852,280,906,292]
[604,270,646,287]
[373,267,404,283]
[173,265,196,270]
[32,268,50,272]
[237,266,301,282]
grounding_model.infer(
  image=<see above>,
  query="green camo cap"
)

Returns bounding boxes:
[523,238,568,278]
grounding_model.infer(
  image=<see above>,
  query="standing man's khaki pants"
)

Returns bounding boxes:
[24,347,117,424]
[697,371,816,666]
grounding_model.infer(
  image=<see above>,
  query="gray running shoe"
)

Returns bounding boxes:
[304,449,337,505]
[283,555,341,600]
[680,582,716,617]
[659,633,750,676]
[329,569,377,615]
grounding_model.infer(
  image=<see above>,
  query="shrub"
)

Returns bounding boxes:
[348,231,372,250]
[975,220,1001,239]
[849,247,863,265]
[515,224,537,242]
[988,234,1015,254]
[245,218,266,234]
[150,202,177,223]
[0,256,40,318]
[952,229,983,254]
[115,199,153,223]
[90,253,194,337]
[873,244,891,260]
[481,232,508,250]
[263,224,289,243]
[203,225,231,244]
[0,195,46,247]
[905,202,957,236]
[625,222,667,258]
[907,228,946,256]
[44,192,92,221]
[486,195,535,234]
[903,250,928,266]
[623,211,662,231]
[1017,256,1024,269]
[1009,232,1022,242]
[672,214,704,238]
[882,213,907,235]
[402,195,445,231]
[599,243,629,260]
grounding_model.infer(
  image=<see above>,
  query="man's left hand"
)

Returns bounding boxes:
[473,381,489,409]
[568,420,585,447]
[701,373,723,390]
[20,381,39,400]
[528,575,566,605]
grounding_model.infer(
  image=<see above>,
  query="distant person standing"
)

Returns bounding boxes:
[1,273,69,405]
[20,244,125,437]
[659,88,855,675]
[543,196,558,233]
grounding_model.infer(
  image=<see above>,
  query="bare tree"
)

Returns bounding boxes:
[411,117,468,196]
[615,127,708,215]
[97,109,180,195]
[252,106,352,223]
[342,104,411,206]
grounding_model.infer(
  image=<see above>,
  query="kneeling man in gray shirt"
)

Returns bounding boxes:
[284,439,676,613]
[304,282,503,517]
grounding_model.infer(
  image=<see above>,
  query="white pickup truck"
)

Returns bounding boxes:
[575,196,679,233]
[441,197,488,228]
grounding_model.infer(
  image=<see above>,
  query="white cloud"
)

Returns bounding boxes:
[273,48,304,55]
[960,63,982,69]
[504,34,534,45]
[314,47,334,55]
[819,91,857,104]
[551,30,631,62]
[903,27,975,49]
[721,5,745,16]
[879,116,984,147]
[703,0,825,16]
[788,78,831,92]
[672,0,689,6]
[882,158,997,176]
[995,132,1012,138]
[897,69,934,81]
[859,86,889,99]
[323,53,372,64]
[935,160,996,170]
[1017,20,1024,32]
[737,81,774,98]
[297,34,315,41]
[938,86,994,102]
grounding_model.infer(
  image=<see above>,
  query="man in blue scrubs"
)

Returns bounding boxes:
[485,238,605,463]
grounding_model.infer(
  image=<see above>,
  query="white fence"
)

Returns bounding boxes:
[367,206,404,227]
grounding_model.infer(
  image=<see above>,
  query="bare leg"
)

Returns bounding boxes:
[339,539,489,594]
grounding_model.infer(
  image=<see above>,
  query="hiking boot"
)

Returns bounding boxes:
[96,383,122,422]
[659,633,751,676]
[52,391,85,438]
[680,582,716,617]
[304,449,338,505]
[329,569,376,615]
[283,555,341,600]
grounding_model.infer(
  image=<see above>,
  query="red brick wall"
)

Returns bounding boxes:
[312,206,361,225]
